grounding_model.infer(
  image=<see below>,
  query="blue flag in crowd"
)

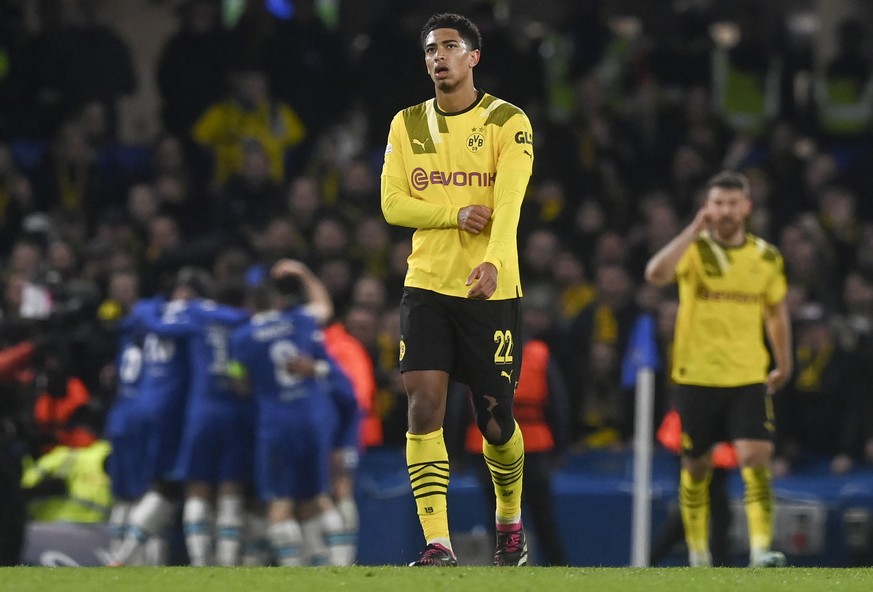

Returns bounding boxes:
[620,313,660,388]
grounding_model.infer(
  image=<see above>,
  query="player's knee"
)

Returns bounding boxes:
[477,406,514,446]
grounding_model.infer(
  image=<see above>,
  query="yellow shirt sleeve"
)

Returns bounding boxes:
[381,114,460,229]
[483,116,533,272]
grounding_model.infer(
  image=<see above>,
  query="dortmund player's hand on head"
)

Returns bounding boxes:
[457,205,492,234]
[466,262,497,299]
[691,202,715,235]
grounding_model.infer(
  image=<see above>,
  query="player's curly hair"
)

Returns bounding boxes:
[421,13,482,51]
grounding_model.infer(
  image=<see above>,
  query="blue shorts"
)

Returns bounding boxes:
[105,400,150,499]
[176,402,254,484]
[254,414,332,501]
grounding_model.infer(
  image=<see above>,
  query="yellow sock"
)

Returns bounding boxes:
[742,466,774,557]
[407,429,450,545]
[482,421,524,523]
[679,468,711,563]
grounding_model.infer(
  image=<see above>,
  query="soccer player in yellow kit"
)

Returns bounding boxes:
[380,12,533,566]
[645,171,793,567]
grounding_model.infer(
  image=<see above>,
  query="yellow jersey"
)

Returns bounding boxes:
[192,98,306,184]
[381,92,533,300]
[672,231,787,387]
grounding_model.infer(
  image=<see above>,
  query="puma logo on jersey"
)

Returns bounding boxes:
[412,138,430,149]
[500,370,513,383]
[523,149,532,159]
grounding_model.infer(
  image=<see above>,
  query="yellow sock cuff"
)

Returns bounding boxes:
[679,469,711,555]
[741,465,774,552]
[407,429,450,543]
[483,421,524,522]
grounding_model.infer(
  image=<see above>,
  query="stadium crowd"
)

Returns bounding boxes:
[2,0,873,566]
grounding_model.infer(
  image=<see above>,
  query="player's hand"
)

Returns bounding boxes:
[286,354,316,376]
[457,205,492,235]
[466,262,498,299]
[271,258,309,278]
[765,366,790,395]
[690,202,714,234]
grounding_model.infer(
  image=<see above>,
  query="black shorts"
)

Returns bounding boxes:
[675,383,774,458]
[399,287,522,402]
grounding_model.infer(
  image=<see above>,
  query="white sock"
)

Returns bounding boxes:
[113,492,175,565]
[689,549,712,567]
[301,516,329,566]
[215,494,244,566]
[108,502,132,557]
[242,511,270,566]
[145,534,171,566]
[267,520,304,567]
[321,507,351,566]
[183,497,214,566]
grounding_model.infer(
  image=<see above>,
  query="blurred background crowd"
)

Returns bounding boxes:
[2,0,873,551]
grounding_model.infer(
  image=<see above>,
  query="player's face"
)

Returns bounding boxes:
[705,186,751,241]
[423,28,479,91]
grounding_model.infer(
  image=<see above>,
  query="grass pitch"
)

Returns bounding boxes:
[3,566,873,592]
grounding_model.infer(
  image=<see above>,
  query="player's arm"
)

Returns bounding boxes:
[764,298,793,395]
[644,204,713,286]
[141,302,197,336]
[380,114,463,230]
[467,114,533,299]
[271,259,333,326]
[285,323,332,378]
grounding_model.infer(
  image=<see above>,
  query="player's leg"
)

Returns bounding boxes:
[113,481,180,566]
[735,439,784,566]
[404,371,455,564]
[730,385,785,567]
[675,384,724,567]
[213,411,251,567]
[679,453,714,567]
[182,481,214,566]
[399,289,456,566]
[461,297,526,566]
[297,497,329,565]
[241,497,271,566]
[215,482,245,566]
[329,449,359,565]
[266,498,303,567]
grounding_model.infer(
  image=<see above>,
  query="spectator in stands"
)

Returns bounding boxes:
[156,0,233,139]
[0,335,42,565]
[813,19,873,147]
[22,408,112,524]
[0,142,37,255]
[213,141,284,238]
[348,216,392,281]
[192,64,305,189]
[266,0,351,143]
[32,122,108,218]
[284,175,326,244]
[32,341,95,454]
[557,262,639,444]
[774,303,865,475]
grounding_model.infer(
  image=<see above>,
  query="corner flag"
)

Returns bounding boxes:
[620,313,660,388]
